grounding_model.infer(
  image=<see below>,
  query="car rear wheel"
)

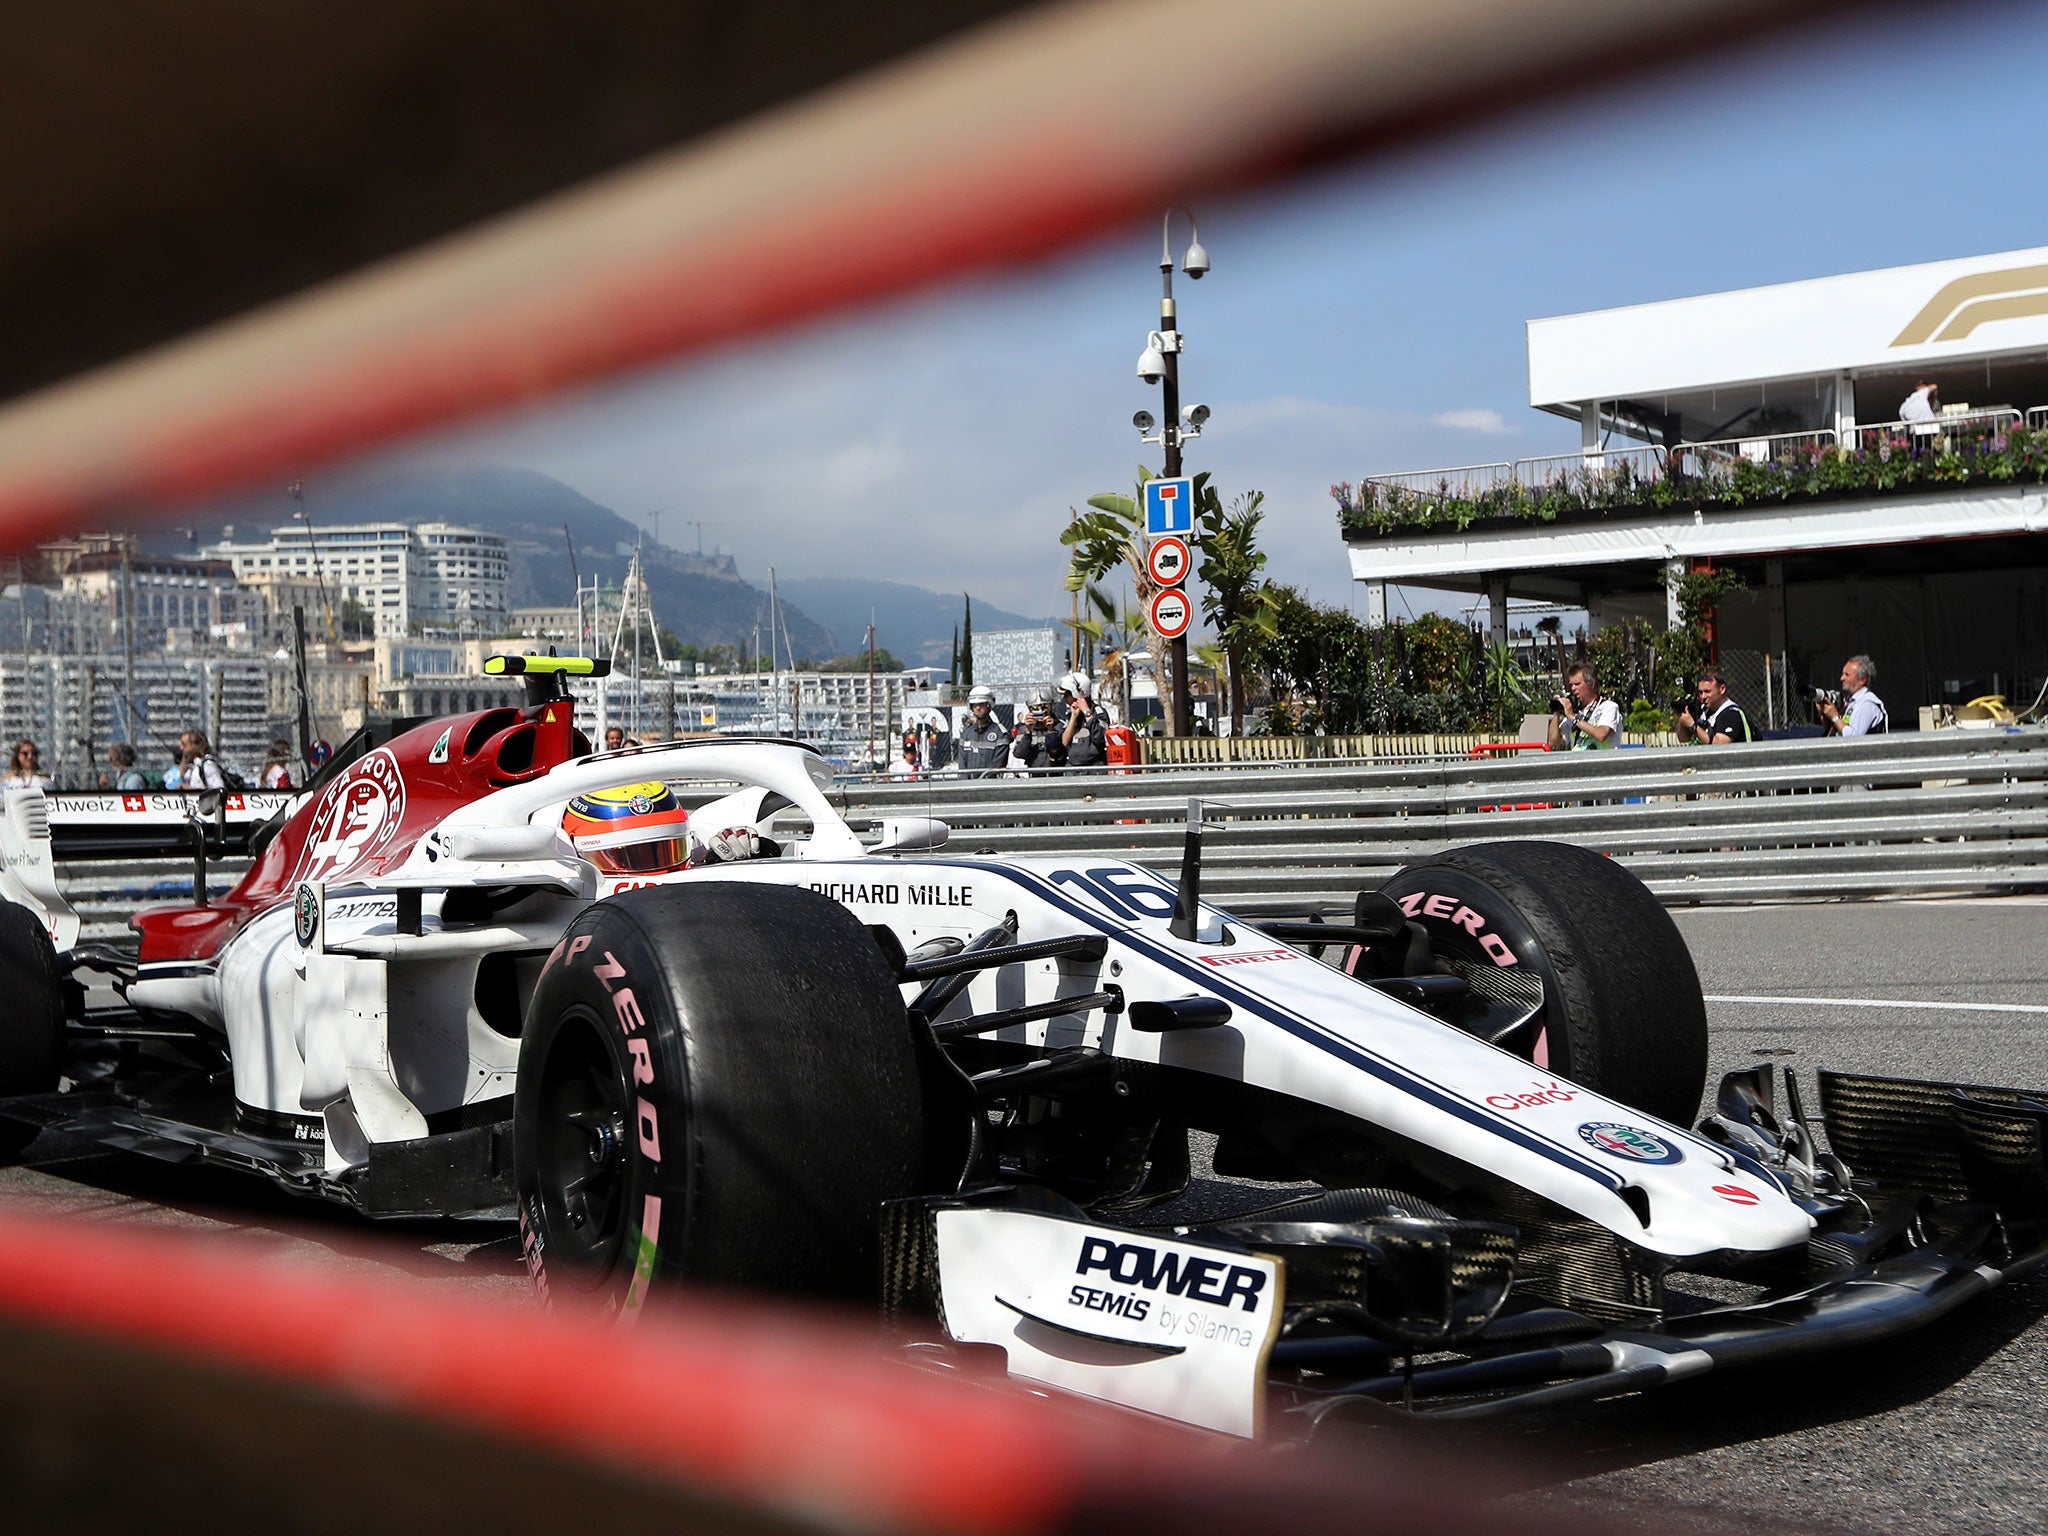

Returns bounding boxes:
[1376,840,1708,1127]
[513,882,929,1316]
[0,902,65,1161]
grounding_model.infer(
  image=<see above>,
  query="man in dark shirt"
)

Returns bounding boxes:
[1009,689,1066,774]
[955,686,1010,777]
[1675,668,1753,744]
[1057,671,1108,769]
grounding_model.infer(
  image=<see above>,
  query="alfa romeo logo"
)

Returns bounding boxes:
[294,883,319,948]
[293,748,407,885]
[1577,1121,1682,1165]
[629,794,652,814]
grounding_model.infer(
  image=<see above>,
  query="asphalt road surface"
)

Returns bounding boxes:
[5,896,2048,1534]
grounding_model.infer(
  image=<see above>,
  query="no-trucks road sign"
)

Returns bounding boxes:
[1145,535,1191,587]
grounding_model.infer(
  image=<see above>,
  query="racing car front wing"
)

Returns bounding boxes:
[891,1064,2048,1434]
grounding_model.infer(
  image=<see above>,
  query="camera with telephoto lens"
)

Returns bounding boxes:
[1551,693,1571,714]
[1814,687,1841,710]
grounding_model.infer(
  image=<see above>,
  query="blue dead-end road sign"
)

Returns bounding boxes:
[1144,477,1194,537]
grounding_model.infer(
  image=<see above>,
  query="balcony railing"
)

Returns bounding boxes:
[1337,410,2048,538]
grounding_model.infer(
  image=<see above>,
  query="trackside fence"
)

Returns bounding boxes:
[53,730,2048,937]
[822,728,2048,915]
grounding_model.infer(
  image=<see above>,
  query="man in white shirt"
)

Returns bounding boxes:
[1899,381,1939,457]
[1557,663,1621,750]
[1819,656,1888,737]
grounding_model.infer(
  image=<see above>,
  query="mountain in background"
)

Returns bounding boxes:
[167,466,1056,669]
[165,466,837,659]
[775,578,1044,670]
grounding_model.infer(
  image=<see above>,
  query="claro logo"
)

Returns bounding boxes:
[1395,891,1518,966]
[1075,1237,1267,1313]
[1485,1080,1577,1111]
[1893,262,2048,346]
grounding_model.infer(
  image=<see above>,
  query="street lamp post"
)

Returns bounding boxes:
[1136,209,1209,737]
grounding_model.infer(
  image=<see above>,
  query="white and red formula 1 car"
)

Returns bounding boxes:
[0,655,2041,1437]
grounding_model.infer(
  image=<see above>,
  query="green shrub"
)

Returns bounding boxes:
[1335,427,2048,539]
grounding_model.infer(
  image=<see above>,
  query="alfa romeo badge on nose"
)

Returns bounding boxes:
[1577,1121,1682,1164]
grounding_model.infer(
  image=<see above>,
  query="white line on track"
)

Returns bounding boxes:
[1706,994,2048,1016]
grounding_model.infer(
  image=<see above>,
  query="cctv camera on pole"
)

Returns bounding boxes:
[1134,208,1209,737]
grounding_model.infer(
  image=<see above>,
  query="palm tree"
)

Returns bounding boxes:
[1063,470,1174,724]
[1063,470,1279,735]
[1481,641,1532,734]
[1196,490,1281,737]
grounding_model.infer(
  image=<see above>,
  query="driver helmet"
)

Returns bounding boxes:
[561,780,691,874]
[967,685,996,707]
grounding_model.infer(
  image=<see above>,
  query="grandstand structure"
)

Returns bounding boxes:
[1346,245,2048,721]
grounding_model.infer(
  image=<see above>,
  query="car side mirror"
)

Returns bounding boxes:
[871,817,949,854]
[442,824,561,863]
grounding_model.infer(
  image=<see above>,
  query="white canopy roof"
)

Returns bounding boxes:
[1529,245,2048,408]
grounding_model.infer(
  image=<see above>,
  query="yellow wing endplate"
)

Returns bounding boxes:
[485,654,613,678]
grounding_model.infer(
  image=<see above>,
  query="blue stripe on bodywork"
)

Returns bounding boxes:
[903,857,1627,1194]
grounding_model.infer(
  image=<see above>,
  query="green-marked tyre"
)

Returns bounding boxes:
[512,882,927,1315]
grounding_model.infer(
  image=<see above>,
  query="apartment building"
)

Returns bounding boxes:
[60,552,264,650]
[209,521,510,637]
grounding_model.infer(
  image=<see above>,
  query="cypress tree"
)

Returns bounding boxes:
[961,595,975,687]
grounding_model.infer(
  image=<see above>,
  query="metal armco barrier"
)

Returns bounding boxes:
[826,729,2048,914]
[56,730,2048,937]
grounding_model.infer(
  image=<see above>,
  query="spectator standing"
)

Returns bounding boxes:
[1819,656,1888,736]
[888,743,922,780]
[2,738,52,790]
[1899,380,1940,458]
[1009,690,1066,774]
[180,729,228,791]
[1556,663,1621,750]
[106,742,149,791]
[261,739,294,790]
[955,686,1010,778]
[1057,671,1108,768]
[1675,668,1754,744]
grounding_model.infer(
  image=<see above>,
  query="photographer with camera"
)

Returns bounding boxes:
[1554,662,1621,750]
[1819,654,1888,736]
[1009,689,1067,774]
[1057,671,1109,769]
[1676,668,1753,745]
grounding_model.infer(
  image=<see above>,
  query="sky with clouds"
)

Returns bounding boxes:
[375,0,2048,623]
